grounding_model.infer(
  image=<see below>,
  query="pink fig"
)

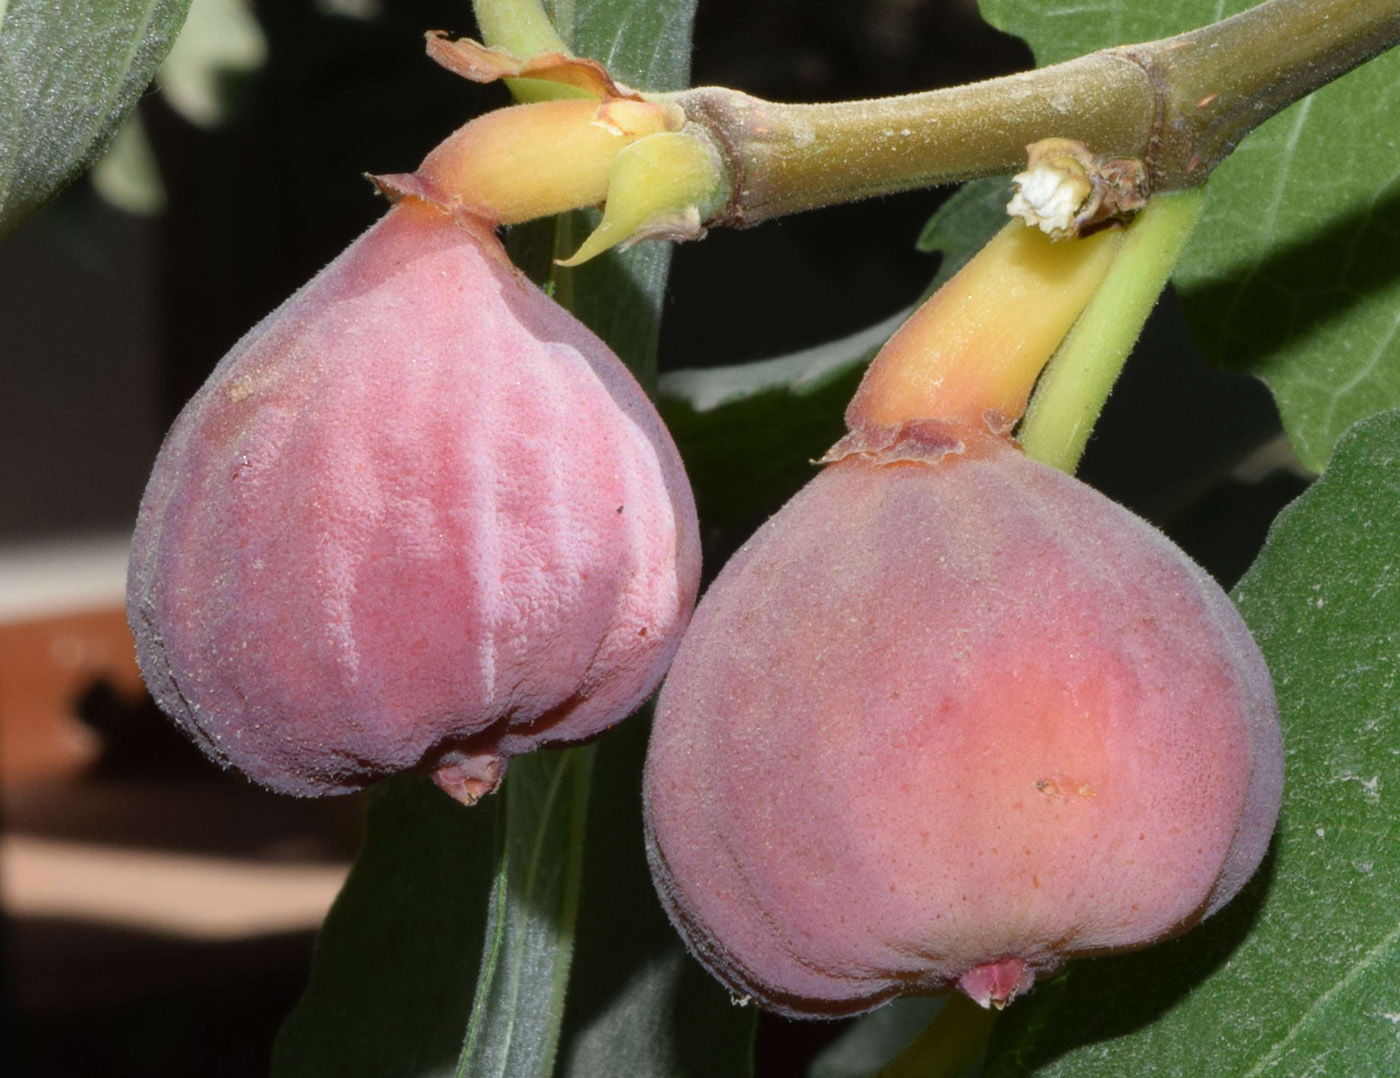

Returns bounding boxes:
[644,437,1282,1015]
[128,199,700,801]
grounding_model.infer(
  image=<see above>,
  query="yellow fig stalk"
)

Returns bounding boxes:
[373,97,677,224]
[841,220,1123,448]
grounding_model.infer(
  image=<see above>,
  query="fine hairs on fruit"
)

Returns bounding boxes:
[129,199,700,803]
[128,59,705,804]
[643,217,1283,1014]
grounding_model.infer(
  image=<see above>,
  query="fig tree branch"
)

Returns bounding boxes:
[664,0,1400,227]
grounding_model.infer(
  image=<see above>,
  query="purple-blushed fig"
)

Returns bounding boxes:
[644,437,1282,1016]
[128,199,700,801]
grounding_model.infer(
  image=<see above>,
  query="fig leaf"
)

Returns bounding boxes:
[0,0,192,237]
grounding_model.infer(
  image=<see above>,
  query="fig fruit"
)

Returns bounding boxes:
[644,435,1282,1014]
[128,199,700,800]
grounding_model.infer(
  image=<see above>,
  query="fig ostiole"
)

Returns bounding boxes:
[644,440,1281,1014]
[128,199,700,801]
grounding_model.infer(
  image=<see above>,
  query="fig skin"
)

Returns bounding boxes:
[644,440,1281,1016]
[128,199,700,799]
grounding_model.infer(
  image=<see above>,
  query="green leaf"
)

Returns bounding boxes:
[560,0,697,92]
[271,778,498,1078]
[657,319,887,554]
[555,212,673,386]
[976,0,1400,472]
[0,0,192,236]
[273,759,587,1078]
[556,713,757,1078]
[547,0,699,386]
[984,407,1400,1076]
[1177,57,1400,474]
[457,749,594,1077]
[551,4,757,1076]
[89,112,167,216]
[807,997,943,1078]
[978,0,1211,66]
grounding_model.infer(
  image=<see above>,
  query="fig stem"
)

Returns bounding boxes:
[842,219,1122,438]
[667,0,1399,227]
[874,994,999,1078]
[473,0,568,57]
[1018,187,1208,474]
[472,0,586,103]
[379,98,674,225]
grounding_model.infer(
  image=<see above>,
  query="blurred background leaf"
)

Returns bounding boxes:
[91,0,268,215]
[160,0,267,129]
[806,997,943,1078]
[89,115,168,216]
[0,0,192,236]
[984,406,1400,1076]
[979,0,1400,473]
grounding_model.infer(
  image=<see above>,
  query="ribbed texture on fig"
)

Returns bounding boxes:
[644,444,1281,1016]
[129,200,700,797]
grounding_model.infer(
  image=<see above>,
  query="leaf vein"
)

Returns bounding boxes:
[1320,308,1400,437]
[1242,916,1400,1077]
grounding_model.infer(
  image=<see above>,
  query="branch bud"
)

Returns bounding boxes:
[1009,138,1148,239]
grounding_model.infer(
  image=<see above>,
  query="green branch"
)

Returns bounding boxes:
[666,0,1399,227]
